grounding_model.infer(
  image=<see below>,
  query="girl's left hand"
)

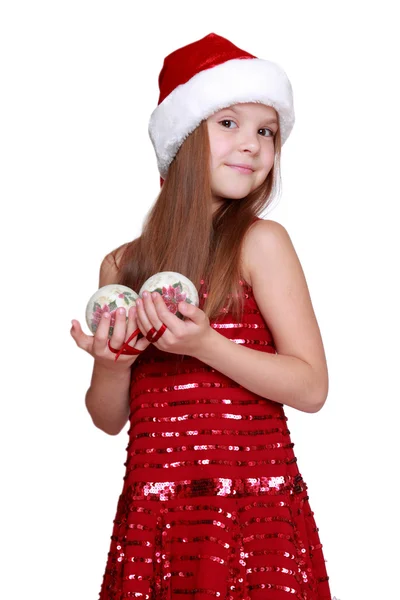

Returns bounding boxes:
[136,290,212,357]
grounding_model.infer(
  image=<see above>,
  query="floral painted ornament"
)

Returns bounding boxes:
[85,273,198,340]
[139,271,199,318]
[85,284,138,337]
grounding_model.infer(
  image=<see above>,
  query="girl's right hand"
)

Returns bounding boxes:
[70,305,152,370]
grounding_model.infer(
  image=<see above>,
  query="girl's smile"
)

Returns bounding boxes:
[226,164,255,174]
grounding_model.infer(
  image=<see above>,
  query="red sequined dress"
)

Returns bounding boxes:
[99,278,331,600]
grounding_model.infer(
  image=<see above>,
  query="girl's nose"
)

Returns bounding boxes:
[237,131,260,153]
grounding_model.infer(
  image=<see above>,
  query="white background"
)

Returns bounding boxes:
[1,2,399,599]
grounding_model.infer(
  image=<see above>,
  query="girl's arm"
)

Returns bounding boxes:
[195,221,329,414]
[194,332,322,413]
[85,245,132,435]
[85,360,131,435]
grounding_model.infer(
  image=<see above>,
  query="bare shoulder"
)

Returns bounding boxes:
[247,219,329,399]
[245,219,292,264]
[99,242,130,287]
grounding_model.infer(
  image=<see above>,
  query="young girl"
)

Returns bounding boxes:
[71,33,332,600]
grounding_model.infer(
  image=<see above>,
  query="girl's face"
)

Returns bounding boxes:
[206,103,279,212]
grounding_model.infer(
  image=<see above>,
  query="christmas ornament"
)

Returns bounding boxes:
[139,271,199,319]
[85,284,138,337]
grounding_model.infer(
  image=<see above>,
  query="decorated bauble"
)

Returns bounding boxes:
[85,284,139,337]
[138,272,199,319]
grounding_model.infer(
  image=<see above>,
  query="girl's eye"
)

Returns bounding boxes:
[219,120,274,137]
[259,128,274,137]
[220,119,237,129]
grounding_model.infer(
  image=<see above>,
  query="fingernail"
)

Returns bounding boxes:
[142,291,148,298]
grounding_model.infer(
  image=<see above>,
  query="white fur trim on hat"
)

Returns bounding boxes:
[148,58,295,179]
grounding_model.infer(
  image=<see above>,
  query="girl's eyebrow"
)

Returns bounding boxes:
[216,106,279,125]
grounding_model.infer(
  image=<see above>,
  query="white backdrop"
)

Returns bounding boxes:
[1,2,399,599]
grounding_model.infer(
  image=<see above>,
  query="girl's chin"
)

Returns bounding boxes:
[214,190,252,200]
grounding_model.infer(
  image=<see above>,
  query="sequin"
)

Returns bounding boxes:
[99,280,331,599]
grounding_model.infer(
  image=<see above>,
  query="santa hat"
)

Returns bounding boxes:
[148,32,295,181]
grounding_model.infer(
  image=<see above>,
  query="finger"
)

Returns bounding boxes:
[139,291,164,333]
[124,305,151,350]
[122,305,141,348]
[124,305,142,341]
[115,305,152,358]
[136,292,166,343]
[70,320,94,354]
[149,291,181,336]
[135,295,151,339]
[92,310,113,354]
[109,306,128,350]
[125,305,138,339]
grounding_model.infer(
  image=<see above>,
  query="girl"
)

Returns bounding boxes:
[71,33,332,600]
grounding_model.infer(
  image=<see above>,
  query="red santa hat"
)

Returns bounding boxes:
[148,32,295,181]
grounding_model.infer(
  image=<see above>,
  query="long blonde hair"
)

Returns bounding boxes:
[114,118,282,323]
